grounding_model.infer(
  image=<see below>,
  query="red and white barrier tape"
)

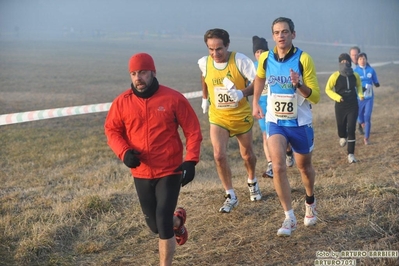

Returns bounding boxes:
[0,90,203,126]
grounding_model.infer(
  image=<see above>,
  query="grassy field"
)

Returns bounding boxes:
[0,36,398,266]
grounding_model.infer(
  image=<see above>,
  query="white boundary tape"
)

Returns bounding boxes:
[0,103,112,126]
[0,91,203,126]
[1,61,398,126]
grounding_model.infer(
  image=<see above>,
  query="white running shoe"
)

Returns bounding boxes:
[248,181,262,201]
[219,194,238,213]
[304,200,317,226]
[277,218,297,237]
[262,162,273,178]
[286,154,295,167]
[339,138,347,147]
[348,154,357,163]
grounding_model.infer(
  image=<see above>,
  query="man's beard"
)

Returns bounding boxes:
[133,75,154,92]
[130,75,159,99]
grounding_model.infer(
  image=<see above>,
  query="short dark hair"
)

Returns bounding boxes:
[272,17,295,33]
[204,28,230,47]
[349,46,361,53]
[358,52,367,60]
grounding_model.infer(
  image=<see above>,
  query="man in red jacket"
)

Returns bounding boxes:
[104,53,202,266]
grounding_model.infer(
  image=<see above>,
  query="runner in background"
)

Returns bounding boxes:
[353,52,380,145]
[325,53,364,163]
[349,46,366,134]
[349,46,361,67]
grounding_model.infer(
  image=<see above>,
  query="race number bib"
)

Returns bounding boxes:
[363,84,373,98]
[271,93,298,120]
[214,87,238,109]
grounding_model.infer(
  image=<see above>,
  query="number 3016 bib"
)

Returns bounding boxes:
[271,93,298,120]
[214,87,238,109]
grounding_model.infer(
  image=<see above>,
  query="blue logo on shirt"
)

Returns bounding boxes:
[268,75,294,89]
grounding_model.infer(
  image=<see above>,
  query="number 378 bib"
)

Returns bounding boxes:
[271,93,298,120]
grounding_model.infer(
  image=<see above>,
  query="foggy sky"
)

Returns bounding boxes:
[1,0,399,46]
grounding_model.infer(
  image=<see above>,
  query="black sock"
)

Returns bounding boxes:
[286,149,293,156]
[305,194,314,204]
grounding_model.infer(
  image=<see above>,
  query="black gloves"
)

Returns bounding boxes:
[123,152,196,187]
[174,161,196,187]
[123,150,141,168]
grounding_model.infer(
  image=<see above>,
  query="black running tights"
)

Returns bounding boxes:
[134,175,181,239]
[335,104,358,155]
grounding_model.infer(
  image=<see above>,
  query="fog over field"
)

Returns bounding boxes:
[1,2,399,265]
[1,0,399,46]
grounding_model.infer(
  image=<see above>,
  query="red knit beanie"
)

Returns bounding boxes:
[128,53,156,73]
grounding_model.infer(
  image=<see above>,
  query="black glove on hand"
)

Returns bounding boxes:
[123,150,141,168]
[174,161,196,187]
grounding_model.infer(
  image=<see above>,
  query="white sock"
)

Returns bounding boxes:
[226,189,236,199]
[284,209,296,220]
[248,177,257,184]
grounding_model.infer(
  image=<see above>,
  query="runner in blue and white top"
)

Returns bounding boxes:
[353,52,380,145]
[252,17,320,237]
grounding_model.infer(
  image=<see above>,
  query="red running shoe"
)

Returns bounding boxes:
[173,207,188,245]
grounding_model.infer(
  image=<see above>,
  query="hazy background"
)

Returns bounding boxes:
[1,0,399,47]
[1,2,399,264]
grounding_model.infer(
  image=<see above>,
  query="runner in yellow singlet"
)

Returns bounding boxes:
[198,28,260,213]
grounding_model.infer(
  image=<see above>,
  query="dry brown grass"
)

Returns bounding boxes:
[0,36,398,266]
